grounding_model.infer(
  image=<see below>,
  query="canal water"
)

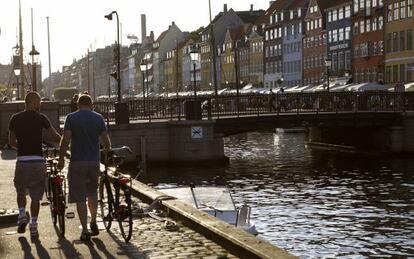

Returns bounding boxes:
[142,131,414,258]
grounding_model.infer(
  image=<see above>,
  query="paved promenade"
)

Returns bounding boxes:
[0,149,238,259]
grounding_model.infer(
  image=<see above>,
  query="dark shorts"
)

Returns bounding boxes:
[14,161,46,201]
[68,161,100,203]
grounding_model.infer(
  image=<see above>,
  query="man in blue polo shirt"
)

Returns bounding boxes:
[58,94,111,241]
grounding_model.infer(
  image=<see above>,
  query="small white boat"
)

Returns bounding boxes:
[276,127,307,134]
[157,186,258,235]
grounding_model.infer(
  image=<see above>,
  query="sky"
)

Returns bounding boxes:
[0,0,268,81]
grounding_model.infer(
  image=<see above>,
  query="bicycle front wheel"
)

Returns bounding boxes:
[117,185,133,242]
[57,186,65,237]
[49,181,58,225]
[99,177,114,231]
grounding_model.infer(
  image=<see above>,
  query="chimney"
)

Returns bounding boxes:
[172,21,175,26]
[224,4,228,13]
[141,14,147,43]
[250,4,254,12]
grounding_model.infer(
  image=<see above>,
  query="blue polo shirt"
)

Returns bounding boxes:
[64,109,107,162]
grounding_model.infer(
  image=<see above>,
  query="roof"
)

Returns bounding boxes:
[315,0,347,11]
[156,30,168,43]
[236,10,266,24]
[229,26,245,41]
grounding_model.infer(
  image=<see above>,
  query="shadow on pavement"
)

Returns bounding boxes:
[18,236,35,259]
[32,239,51,259]
[0,150,16,161]
[93,238,118,259]
[57,238,82,258]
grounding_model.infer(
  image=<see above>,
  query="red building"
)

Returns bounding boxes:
[303,0,334,85]
[352,0,385,83]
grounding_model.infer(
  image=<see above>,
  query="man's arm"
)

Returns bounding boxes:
[8,131,17,149]
[47,127,62,145]
[57,130,71,170]
[100,131,112,152]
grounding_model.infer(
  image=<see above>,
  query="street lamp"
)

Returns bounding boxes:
[325,58,332,92]
[105,10,129,124]
[190,46,200,99]
[13,44,21,100]
[29,45,40,92]
[140,60,147,114]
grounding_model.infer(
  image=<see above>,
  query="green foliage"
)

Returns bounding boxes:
[0,84,8,93]
[53,87,79,101]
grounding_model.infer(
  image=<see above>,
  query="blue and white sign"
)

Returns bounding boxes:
[191,127,203,139]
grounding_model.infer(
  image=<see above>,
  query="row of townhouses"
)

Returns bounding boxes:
[44,0,414,98]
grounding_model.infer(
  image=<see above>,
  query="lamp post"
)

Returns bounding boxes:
[105,11,129,124]
[190,46,200,99]
[140,60,147,114]
[325,58,332,92]
[104,11,121,102]
[29,45,39,92]
[13,44,21,100]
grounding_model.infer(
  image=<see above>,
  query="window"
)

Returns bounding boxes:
[333,29,338,42]
[338,51,344,70]
[409,0,413,17]
[345,27,351,40]
[400,31,406,51]
[354,0,359,13]
[339,7,344,20]
[366,19,371,32]
[332,52,338,71]
[345,5,351,18]
[359,0,364,9]
[373,0,377,7]
[354,21,359,34]
[400,64,406,82]
[393,65,399,82]
[361,42,369,57]
[339,28,344,41]
[373,17,377,31]
[408,63,414,82]
[386,66,392,83]
[333,9,338,21]
[360,20,365,34]
[408,29,413,50]
[386,33,392,53]
[328,30,332,43]
[328,10,332,22]
[345,50,351,70]
[393,32,399,52]
[394,2,399,20]
[379,16,384,30]
[400,0,406,19]
[388,4,393,22]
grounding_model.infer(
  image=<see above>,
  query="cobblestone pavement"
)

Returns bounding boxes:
[105,200,238,259]
[0,150,239,259]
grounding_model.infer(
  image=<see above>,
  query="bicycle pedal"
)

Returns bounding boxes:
[66,212,75,219]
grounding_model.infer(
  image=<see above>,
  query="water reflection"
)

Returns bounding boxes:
[142,131,414,258]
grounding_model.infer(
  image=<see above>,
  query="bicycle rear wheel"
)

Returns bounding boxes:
[49,182,58,225]
[117,185,133,242]
[99,177,114,230]
[57,186,66,237]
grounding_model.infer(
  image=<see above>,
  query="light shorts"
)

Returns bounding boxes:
[68,161,100,203]
[14,161,46,201]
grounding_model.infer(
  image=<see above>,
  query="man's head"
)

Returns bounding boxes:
[25,91,41,111]
[77,94,93,110]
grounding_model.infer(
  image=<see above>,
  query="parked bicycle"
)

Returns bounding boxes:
[99,146,133,242]
[43,145,67,238]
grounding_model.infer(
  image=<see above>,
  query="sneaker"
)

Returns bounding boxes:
[90,222,99,236]
[29,223,39,238]
[80,232,91,242]
[17,213,29,233]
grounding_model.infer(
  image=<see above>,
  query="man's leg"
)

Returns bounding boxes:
[88,196,98,223]
[17,194,27,211]
[77,202,88,232]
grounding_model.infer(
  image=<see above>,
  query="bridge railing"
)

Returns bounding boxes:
[58,92,414,123]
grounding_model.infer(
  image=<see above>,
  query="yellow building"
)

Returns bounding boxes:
[385,0,414,83]
[163,45,183,94]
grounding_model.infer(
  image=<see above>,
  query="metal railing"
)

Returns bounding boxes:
[59,92,414,123]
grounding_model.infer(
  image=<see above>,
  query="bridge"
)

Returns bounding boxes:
[58,92,414,164]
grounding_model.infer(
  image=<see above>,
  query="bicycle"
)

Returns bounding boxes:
[99,146,133,242]
[43,146,67,238]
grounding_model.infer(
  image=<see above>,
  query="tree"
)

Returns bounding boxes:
[53,87,79,101]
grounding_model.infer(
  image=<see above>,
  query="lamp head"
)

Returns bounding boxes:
[104,12,114,20]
